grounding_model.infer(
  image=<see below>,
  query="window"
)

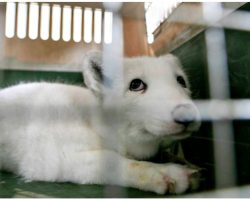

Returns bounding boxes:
[145,1,180,44]
[5,2,113,44]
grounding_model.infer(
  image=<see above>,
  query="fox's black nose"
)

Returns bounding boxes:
[172,104,197,127]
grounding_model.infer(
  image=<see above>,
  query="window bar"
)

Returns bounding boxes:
[48,3,52,40]
[91,8,94,44]
[101,9,105,44]
[14,2,18,38]
[60,4,63,41]
[82,6,84,43]
[70,6,74,43]
[26,2,30,39]
[37,3,41,39]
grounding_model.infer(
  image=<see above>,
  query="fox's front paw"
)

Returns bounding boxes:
[131,163,200,194]
[156,164,200,194]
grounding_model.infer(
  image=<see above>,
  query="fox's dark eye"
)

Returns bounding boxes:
[129,79,147,92]
[177,76,187,88]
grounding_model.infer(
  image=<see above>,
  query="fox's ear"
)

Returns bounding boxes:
[82,51,104,98]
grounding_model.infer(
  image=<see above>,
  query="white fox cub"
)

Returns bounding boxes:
[0,52,201,194]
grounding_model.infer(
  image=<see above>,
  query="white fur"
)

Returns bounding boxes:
[0,52,200,194]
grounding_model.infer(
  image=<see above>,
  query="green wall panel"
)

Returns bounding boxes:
[0,70,84,88]
[171,3,250,190]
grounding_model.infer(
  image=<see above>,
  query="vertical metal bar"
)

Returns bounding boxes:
[102,2,124,197]
[203,2,237,189]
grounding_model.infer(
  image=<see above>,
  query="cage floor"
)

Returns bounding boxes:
[0,171,167,198]
[1,171,250,198]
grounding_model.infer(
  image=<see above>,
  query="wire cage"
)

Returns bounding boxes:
[0,1,250,198]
